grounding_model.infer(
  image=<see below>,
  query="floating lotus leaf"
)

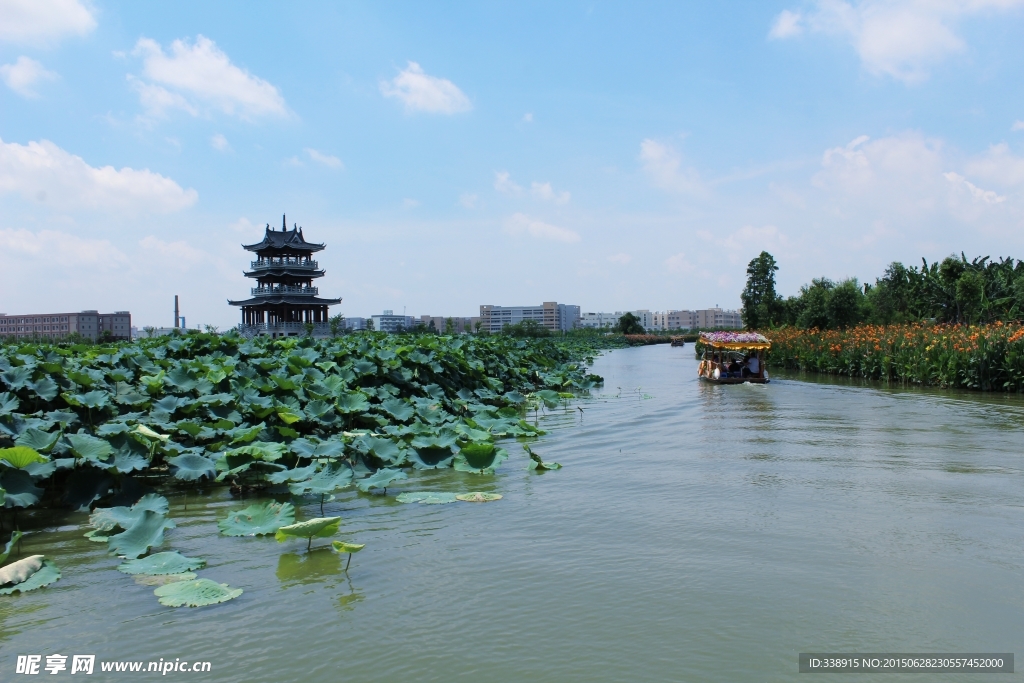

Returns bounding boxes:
[357,468,407,492]
[107,510,176,559]
[0,446,49,469]
[118,551,206,575]
[396,491,459,505]
[0,530,23,564]
[455,492,503,502]
[275,517,341,543]
[331,541,365,554]
[90,493,169,531]
[218,501,295,536]
[83,529,108,542]
[166,453,217,481]
[153,578,242,607]
[0,557,61,594]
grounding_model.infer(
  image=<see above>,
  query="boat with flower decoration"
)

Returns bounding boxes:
[697,331,771,384]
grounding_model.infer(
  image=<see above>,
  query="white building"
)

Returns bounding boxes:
[371,310,416,332]
[693,307,743,329]
[343,317,367,331]
[579,310,654,330]
[479,302,580,333]
[651,310,696,330]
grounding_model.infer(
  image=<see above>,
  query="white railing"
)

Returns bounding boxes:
[250,286,319,296]
[238,322,332,337]
[250,258,319,269]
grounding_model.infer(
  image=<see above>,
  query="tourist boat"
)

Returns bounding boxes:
[697,331,770,384]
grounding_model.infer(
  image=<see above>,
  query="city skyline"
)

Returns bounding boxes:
[3,1,1024,328]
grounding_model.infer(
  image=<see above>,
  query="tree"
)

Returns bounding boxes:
[444,317,456,334]
[615,312,645,335]
[826,278,866,329]
[329,314,344,336]
[502,320,551,337]
[796,278,833,330]
[741,251,781,329]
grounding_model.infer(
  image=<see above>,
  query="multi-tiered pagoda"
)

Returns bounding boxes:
[229,215,341,337]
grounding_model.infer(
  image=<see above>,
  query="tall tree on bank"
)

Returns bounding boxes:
[741,251,781,330]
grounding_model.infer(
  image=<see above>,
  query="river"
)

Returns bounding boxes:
[2,344,1022,681]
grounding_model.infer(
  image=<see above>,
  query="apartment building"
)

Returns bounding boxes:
[0,310,132,341]
[479,302,580,333]
[579,310,654,329]
[693,307,743,329]
[651,310,696,330]
[417,315,482,334]
[370,310,416,332]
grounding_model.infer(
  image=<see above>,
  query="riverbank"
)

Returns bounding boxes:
[763,322,1024,391]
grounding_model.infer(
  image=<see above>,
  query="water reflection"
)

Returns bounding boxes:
[276,550,342,586]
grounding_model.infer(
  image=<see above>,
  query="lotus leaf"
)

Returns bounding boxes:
[0,446,49,469]
[30,377,59,402]
[153,578,242,607]
[218,501,295,536]
[335,392,370,414]
[1,470,43,508]
[380,398,415,422]
[275,406,303,424]
[62,467,114,511]
[0,557,61,594]
[523,444,561,470]
[287,464,353,496]
[89,493,170,532]
[112,450,149,473]
[352,360,377,376]
[331,541,364,553]
[167,453,217,481]
[1,366,34,390]
[118,551,206,575]
[455,492,503,502]
[226,441,286,462]
[357,468,407,492]
[534,389,562,408]
[66,434,114,465]
[275,517,341,550]
[396,491,459,505]
[165,368,199,392]
[134,572,197,586]
[107,509,176,559]
[228,422,264,444]
[0,392,20,413]
[0,530,23,564]
[458,443,497,470]
[266,464,317,484]
[289,438,345,460]
[96,421,131,436]
[408,446,455,470]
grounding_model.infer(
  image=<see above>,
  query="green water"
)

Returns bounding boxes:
[2,345,1023,681]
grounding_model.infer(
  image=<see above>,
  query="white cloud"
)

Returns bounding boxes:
[0,228,128,268]
[380,61,471,114]
[639,138,705,195]
[305,148,343,169]
[665,252,693,273]
[494,170,523,196]
[943,172,1006,204]
[0,56,56,97]
[1013,120,1024,131]
[131,35,288,120]
[813,132,945,198]
[128,75,198,118]
[607,253,632,264]
[283,156,303,167]
[523,112,533,123]
[139,235,212,269]
[210,133,231,152]
[965,142,1024,186]
[530,181,570,204]
[769,9,804,39]
[0,137,198,212]
[402,198,420,208]
[0,0,96,46]
[504,213,580,243]
[770,0,1024,83]
[458,192,479,208]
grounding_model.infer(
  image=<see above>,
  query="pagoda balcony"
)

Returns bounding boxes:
[249,258,319,270]
[238,322,332,338]
[251,285,319,296]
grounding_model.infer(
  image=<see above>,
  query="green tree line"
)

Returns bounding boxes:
[741,251,1024,330]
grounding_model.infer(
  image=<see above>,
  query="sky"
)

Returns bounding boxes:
[3,0,1024,329]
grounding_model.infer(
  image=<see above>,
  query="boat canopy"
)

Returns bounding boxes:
[698,331,771,350]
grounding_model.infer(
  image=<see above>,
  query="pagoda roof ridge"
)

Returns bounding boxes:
[242,214,326,253]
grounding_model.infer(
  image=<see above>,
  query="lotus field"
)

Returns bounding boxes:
[0,332,607,601]
[764,322,1024,391]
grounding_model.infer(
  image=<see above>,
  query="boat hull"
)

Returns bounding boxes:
[699,376,769,384]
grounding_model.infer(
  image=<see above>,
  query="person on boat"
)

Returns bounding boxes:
[745,353,760,378]
[727,357,741,377]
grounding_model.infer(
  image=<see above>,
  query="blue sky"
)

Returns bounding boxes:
[3,0,1024,328]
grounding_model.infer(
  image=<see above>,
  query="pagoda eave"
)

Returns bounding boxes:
[228,295,342,307]
[243,268,326,279]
